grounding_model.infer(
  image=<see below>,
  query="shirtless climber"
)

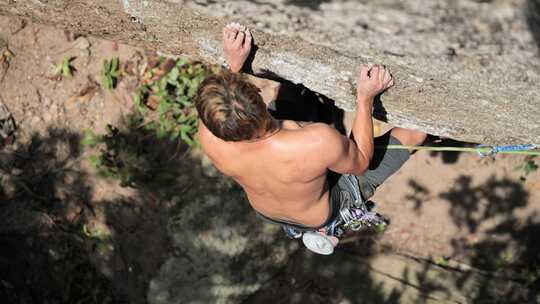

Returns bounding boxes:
[195,24,427,252]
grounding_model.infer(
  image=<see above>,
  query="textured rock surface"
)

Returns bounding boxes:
[191,0,540,145]
[1,0,539,144]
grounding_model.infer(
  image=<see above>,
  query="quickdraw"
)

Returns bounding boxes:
[383,144,540,156]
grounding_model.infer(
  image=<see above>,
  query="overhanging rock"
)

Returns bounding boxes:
[1,0,539,144]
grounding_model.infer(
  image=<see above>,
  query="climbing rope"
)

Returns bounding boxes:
[380,144,540,157]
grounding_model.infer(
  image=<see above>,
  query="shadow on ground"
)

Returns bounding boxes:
[1,78,538,303]
[526,0,540,51]
[0,128,120,302]
[400,171,539,303]
[426,136,473,164]
[440,174,540,302]
[0,118,289,303]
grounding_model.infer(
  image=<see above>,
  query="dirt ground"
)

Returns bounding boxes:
[1,13,539,304]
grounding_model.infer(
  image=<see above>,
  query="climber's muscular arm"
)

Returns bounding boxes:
[315,64,394,175]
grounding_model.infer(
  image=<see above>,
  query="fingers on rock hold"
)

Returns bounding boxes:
[360,65,371,78]
[371,65,380,78]
[245,30,252,45]
[379,67,387,83]
[223,28,236,40]
[384,70,392,83]
[388,78,395,88]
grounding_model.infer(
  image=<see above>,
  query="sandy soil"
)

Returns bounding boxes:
[0,12,539,304]
[0,16,169,303]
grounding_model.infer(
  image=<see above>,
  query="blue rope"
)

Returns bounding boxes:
[476,144,538,157]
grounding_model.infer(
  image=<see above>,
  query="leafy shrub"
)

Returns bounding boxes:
[53,56,75,78]
[83,114,180,189]
[86,55,219,189]
[101,57,120,90]
[133,56,217,147]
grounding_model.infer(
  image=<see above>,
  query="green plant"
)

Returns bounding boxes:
[434,256,450,267]
[85,55,218,190]
[133,56,216,147]
[53,56,75,78]
[375,222,387,233]
[83,117,151,188]
[101,57,120,90]
[83,114,183,190]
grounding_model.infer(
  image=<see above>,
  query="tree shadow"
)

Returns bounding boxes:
[91,114,296,303]
[438,174,539,302]
[87,113,194,200]
[0,120,296,303]
[440,175,528,234]
[405,179,431,211]
[426,137,473,164]
[525,0,540,51]
[0,128,119,302]
[348,166,540,303]
[246,232,455,304]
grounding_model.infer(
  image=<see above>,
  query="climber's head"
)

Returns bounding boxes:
[195,70,277,142]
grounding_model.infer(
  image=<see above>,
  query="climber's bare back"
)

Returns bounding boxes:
[199,120,340,227]
[197,23,396,227]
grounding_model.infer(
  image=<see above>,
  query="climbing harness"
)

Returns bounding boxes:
[283,175,386,255]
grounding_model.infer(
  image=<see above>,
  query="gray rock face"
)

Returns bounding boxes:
[190,0,540,145]
[2,0,539,144]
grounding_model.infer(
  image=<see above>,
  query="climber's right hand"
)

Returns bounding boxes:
[356,64,394,102]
